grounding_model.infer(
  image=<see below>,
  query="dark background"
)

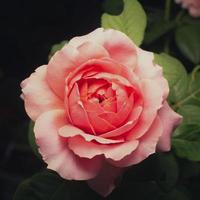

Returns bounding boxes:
[0,1,103,199]
[0,0,192,200]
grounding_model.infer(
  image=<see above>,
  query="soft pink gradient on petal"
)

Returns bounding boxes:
[47,42,109,98]
[68,83,95,133]
[100,106,142,138]
[109,116,163,167]
[34,109,102,180]
[98,93,134,127]
[21,65,63,121]
[126,79,164,140]
[65,58,137,92]
[68,28,137,69]
[157,101,183,151]
[88,162,123,197]
[135,48,169,99]
[67,135,138,160]
[59,124,124,144]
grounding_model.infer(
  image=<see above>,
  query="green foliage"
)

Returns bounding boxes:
[14,170,101,200]
[170,67,200,162]
[101,0,147,46]
[175,25,200,64]
[173,66,200,109]
[172,106,200,161]
[154,53,188,104]
[144,20,176,45]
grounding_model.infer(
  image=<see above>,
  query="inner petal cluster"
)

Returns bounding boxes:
[65,60,143,137]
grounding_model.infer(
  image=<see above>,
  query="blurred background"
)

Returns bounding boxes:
[0,0,199,200]
[0,1,102,199]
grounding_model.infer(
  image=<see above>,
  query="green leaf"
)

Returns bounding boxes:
[177,104,200,125]
[154,53,188,105]
[14,170,101,200]
[14,170,71,200]
[28,121,41,159]
[172,115,200,161]
[172,105,200,161]
[144,20,176,45]
[173,139,200,162]
[173,66,200,109]
[174,124,200,139]
[48,40,68,60]
[175,25,200,64]
[101,0,147,46]
[123,153,178,192]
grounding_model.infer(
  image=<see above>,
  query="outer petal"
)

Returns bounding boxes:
[67,135,138,161]
[68,28,137,69]
[21,65,63,121]
[34,109,102,180]
[135,48,169,100]
[59,124,124,144]
[110,116,163,167]
[47,42,109,98]
[88,162,123,197]
[157,101,182,151]
[127,79,164,140]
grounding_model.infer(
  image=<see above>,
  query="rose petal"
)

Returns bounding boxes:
[157,101,182,151]
[109,116,163,167]
[47,41,109,98]
[87,162,123,197]
[68,28,137,70]
[67,135,138,161]
[68,83,95,133]
[59,124,124,144]
[21,65,63,121]
[127,79,164,140]
[66,58,136,91]
[100,106,142,138]
[99,93,134,127]
[34,109,102,180]
[135,49,169,99]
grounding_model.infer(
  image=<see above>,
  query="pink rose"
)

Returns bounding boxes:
[175,0,200,17]
[21,28,182,196]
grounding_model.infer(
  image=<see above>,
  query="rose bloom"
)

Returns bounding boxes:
[175,0,200,17]
[21,28,182,196]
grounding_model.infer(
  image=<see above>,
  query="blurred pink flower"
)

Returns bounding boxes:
[175,0,200,17]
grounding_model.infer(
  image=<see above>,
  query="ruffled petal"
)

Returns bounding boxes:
[109,116,163,167]
[59,124,124,144]
[100,106,142,138]
[68,83,95,133]
[68,28,137,69]
[47,41,109,98]
[127,79,164,140]
[67,135,138,161]
[21,65,63,121]
[157,101,182,151]
[135,49,169,99]
[34,109,102,180]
